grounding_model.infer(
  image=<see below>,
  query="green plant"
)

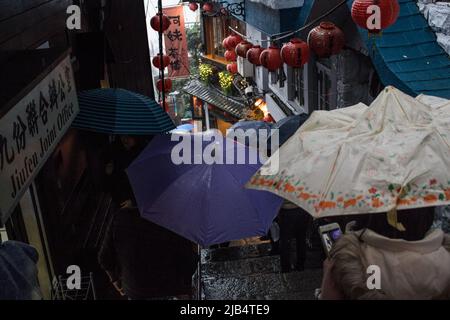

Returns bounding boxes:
[218,71,233,94]
[199,63,213,82]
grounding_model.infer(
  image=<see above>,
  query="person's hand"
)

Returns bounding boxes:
[112,281,125,296]
[105,162,114,175]
[120,200,133,209]
[320,258,344,300]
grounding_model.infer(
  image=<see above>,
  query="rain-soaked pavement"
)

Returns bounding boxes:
[196,241,324,300]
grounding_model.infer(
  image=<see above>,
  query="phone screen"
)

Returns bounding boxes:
[321,228,342,255]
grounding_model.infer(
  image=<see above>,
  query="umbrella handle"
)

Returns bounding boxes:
[197,244,202,300]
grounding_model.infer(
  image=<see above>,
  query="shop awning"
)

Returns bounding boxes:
[183,80,247,119]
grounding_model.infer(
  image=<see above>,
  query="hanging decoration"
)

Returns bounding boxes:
[157,78,173,93]
[223,37,234,50]
[202,2,214,13]
[152,54,170,69]
[227,62,238,74]
[351,0,400,33]
[160,100,170,112]
[150,13,171,32]
[308,22,345,58]
[227,34,243,49]
[188,2,199,12]
[200,1,245,19]
[264,114,275,123]
[235,41,253,58]
[225,49,237,62]
[260,46,283,72]
[281,38,310,68]
[247,45,264,66]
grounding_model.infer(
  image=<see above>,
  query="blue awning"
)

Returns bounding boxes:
[71,88,175,135]
[348,0,450,98]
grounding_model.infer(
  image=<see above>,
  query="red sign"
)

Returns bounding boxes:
[163,6,190,78]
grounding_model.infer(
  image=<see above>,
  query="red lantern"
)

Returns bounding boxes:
[260,46,283,72]
[351,0,400,33]
[264,114,275,123]
[160,100,169,112]
[222,37,233,50]
[188,2,199,12]
[308,22,345,58]
[227,63,238,74]
[225,50,237,62]
[150,14,171,32]
[235,41,253,58]
[227,34,242,49]
[247,45,264,66]
[281,38,310,68]
[152,54,170,69]
[203,2,214,13]
[156,78,172,93]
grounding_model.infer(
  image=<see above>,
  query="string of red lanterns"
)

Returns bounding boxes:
[204,0,401,84]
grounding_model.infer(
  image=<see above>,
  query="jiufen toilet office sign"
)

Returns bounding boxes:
[0,53,79,224]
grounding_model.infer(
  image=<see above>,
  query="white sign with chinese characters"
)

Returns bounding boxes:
[0,55,79,223]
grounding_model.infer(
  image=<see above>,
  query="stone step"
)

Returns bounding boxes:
[202,269,322,300]
[201,243,272,264]
[201,250,323,280]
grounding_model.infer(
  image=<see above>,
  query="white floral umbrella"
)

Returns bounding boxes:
[246,86,450,219]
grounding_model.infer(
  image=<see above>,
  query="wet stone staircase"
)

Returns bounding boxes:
[197,242,324,300]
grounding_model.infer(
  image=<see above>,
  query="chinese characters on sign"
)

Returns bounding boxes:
[163,6,190,78]
[0,55,79,223]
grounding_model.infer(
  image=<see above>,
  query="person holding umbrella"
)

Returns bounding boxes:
[247,86,450,299]
[320,208,450,300]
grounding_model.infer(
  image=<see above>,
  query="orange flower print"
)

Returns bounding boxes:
[284,183,295,193]
[318,201,336,209]
[344,196,363,208]
[371,197,384,208]
[344,199,357,208]
[424,194,438,203]
[337,196,344,202]
[299,192,312,200]
[397,198,411,206]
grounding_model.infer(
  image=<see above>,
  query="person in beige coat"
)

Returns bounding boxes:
[320,208,450,300]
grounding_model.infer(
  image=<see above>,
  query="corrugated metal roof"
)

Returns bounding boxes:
[183,80,247,119]
[348,0,450,98]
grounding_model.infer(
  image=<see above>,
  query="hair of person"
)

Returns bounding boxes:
[351,207,435,241]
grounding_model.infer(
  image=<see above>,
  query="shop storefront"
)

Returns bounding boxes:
[0,51,79,298]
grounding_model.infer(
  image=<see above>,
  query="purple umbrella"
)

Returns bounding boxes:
[126,132,282,247]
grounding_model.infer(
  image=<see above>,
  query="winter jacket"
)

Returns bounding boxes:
[325,228,450,300]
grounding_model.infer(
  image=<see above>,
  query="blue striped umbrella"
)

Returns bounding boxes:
[71,88,175,135]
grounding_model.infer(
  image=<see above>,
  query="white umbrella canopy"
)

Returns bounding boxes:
[246,86,450,219]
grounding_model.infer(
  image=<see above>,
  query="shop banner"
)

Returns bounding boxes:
[0,55,79,223]
[163,6,190,78]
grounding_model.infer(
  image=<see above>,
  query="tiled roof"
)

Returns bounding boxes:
[348,0,450,98]
[183,79,248,119]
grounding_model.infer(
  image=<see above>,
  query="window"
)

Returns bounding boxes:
[317,62,337,110]
[204,16,246,62]
[287,67,305,106]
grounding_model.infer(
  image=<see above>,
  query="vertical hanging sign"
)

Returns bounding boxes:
[163,5,190,78]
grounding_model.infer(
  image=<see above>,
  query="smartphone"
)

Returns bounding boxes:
[319,223,342,257]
